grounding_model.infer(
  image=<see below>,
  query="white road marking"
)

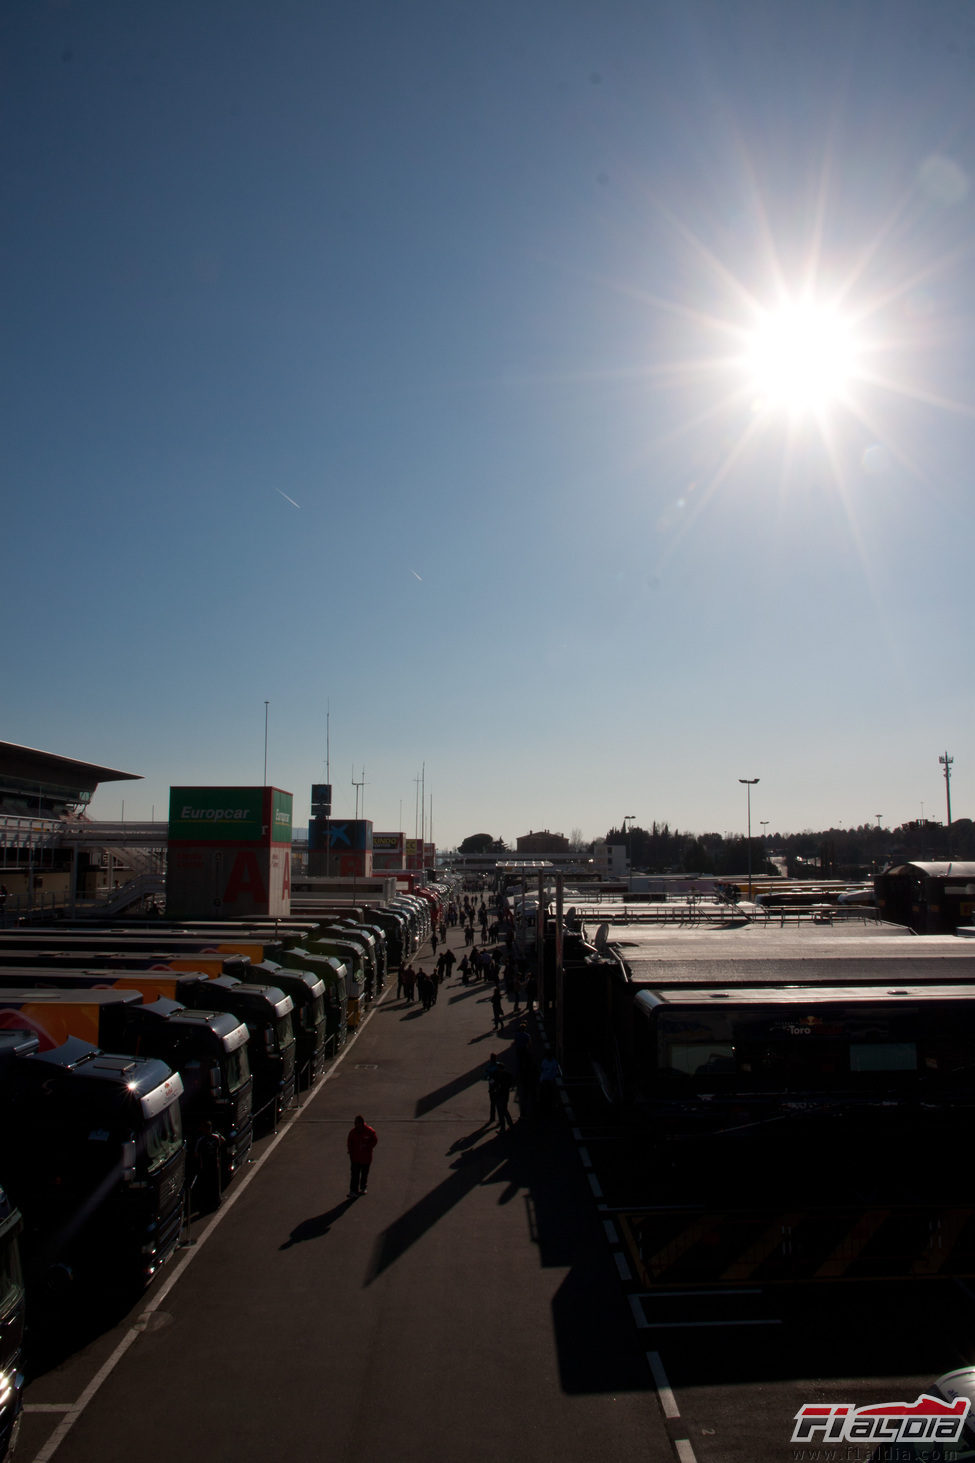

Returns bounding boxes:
[647,1351,680,1419]
[675,1440,699,1463]
[614,1251,632,1281]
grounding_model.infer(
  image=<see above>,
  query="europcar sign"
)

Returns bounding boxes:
[167,786,294,918]
[169,787,293,844]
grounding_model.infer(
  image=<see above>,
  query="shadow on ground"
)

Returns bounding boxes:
[414,1060,489,1117]
[279,1197,357,1249]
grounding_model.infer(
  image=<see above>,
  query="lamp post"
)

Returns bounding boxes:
[760,820,769,876]
[940,751,954,860]
[263,701,270,785]
[739,778,759,901]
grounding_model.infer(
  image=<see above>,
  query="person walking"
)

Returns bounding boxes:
[485,1052,502,1125]
[492,1062,514,1133]
[347,1114,378,1197]
[490,983,504,1034]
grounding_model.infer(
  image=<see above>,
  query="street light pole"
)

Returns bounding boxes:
[263,701,270,785]
[940,751,954,860]
[739,778,759,901]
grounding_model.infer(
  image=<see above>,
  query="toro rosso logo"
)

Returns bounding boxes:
[792,1395,970,1445]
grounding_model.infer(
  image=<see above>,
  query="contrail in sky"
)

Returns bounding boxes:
[411,570,422,580]
[276,489,301,509]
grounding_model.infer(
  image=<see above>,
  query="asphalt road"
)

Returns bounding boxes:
[17,925,670,1463]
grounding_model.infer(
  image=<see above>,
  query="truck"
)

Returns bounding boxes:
[263,949,349,1053]
[570,956,975,1284]
[322,918,389,990]
[246,961,331,1083]
[185,976,295,1130]
[0,944,326,1098]
[0,967,294,1135]
[0,982,253,1179]
[0,1183,24,1460]
[0,1028,185,1289]
[306,926,379,1004]
[282,939,366,1028]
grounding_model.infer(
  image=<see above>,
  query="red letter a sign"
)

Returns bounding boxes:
[223,851,268,908]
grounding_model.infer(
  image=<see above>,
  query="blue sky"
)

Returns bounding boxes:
[3,0,974,848]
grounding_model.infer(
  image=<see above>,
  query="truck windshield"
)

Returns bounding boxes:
[0,1228,23,1313]
[144,1102,183,1174]
[301,995,325,1034]
[656,1006,933,1093]
[275,1016,296,1053]
[224,1044,250,1095]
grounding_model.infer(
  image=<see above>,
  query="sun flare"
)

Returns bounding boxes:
[743,299,859,414]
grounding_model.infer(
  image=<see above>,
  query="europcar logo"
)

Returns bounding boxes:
[792,1394,970,1445]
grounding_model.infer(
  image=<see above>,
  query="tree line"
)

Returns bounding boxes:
[458,821,972,877]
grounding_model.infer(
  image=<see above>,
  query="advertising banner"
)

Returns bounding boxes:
[372,831,405,871]
[169,787,265,843]
[169,787,293,846]
[270,789,293,845]
[323,820,373,852]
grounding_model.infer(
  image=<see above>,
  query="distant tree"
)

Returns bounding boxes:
[459,833,497,855]
[681,837,713,874]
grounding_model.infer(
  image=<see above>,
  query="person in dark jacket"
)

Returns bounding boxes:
[194,1120,225,1212]
[347,1114,378,1197]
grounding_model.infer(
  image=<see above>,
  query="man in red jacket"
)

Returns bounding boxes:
[347,1114,378,1197]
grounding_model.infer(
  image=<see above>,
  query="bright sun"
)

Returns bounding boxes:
[743,299,859,413]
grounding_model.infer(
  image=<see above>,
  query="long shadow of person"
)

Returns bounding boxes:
[280,1197,356,1249]
[446,1124,491,1155]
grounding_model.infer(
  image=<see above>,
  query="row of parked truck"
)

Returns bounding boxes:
[0,883,452,1458]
